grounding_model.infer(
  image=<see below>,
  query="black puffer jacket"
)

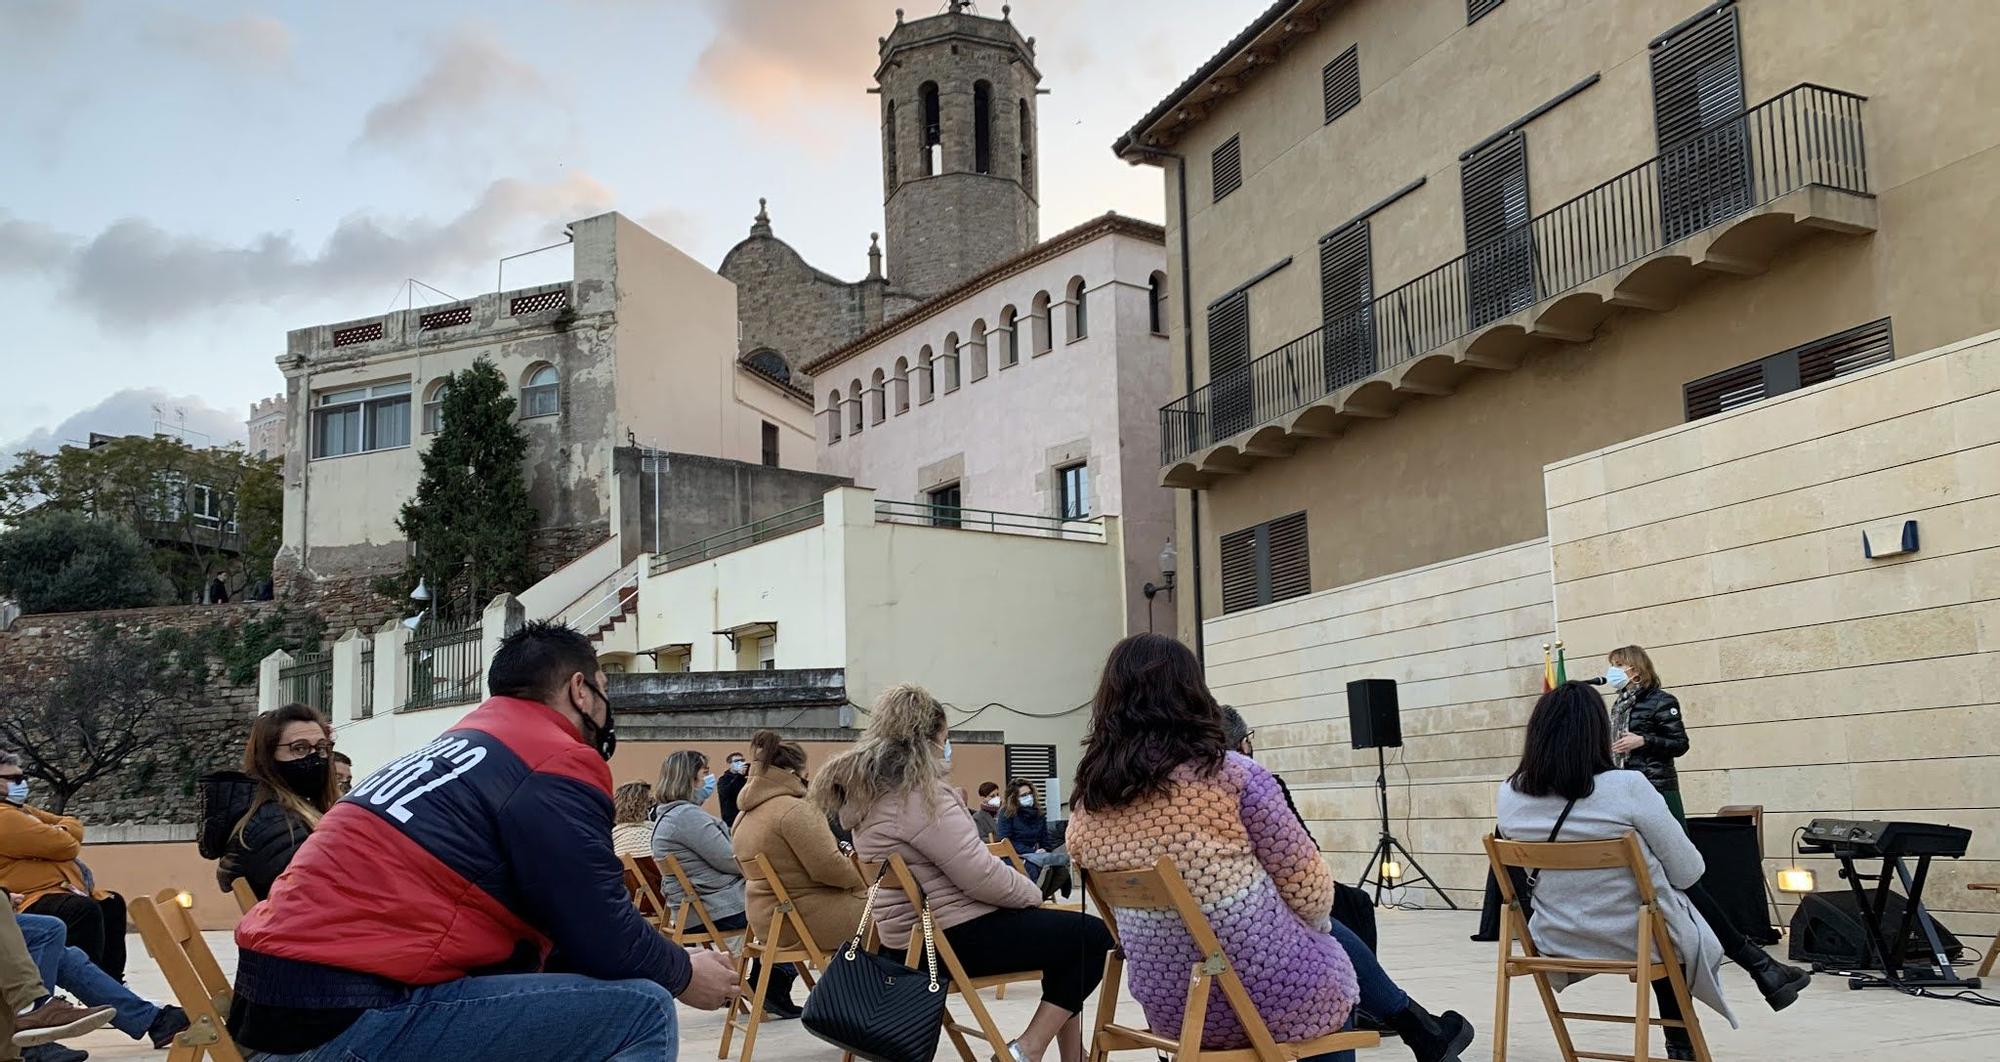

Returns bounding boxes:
[1612,685,1690,793]
[196,771,312,899]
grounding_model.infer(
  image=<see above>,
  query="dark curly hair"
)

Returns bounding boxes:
[1071,633,1228,812]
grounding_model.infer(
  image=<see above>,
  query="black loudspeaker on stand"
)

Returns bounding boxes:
[1349,679,1456,909]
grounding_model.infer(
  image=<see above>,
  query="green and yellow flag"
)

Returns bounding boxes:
[1542,643,1555,692]
[1554,641,1568,685]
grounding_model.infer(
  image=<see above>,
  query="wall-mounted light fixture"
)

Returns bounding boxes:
[1143,541,1178,601]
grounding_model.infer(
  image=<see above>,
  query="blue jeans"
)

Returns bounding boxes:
[15,913,161,1039]
[245,974,677,1062]
[1303,920,1411,1062]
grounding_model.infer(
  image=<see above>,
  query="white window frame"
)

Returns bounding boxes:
[422,380,450,434]
[521,365,560,419]
[312,380,412,459]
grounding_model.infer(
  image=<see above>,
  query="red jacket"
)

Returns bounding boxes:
[233,696,689,1007]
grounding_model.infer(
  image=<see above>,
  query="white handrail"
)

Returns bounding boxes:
[571,570,640,633]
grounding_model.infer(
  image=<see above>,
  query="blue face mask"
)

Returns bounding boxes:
[698,773,717,803]
[5,780,26,805]
[942,739,953,768]
[1605,665,1630,689]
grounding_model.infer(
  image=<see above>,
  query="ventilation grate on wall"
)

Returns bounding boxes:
[1796,318,1894,387]
[1322,45,1360,125]
[1684,318,1893,421]
[1468,0,1506,24]
[509,289,569,316]
[332,321,383,347]
[1004,744,1058,810]
[1211,134,1242,202]
[1219,512,1311,614]
[419,306,473,331]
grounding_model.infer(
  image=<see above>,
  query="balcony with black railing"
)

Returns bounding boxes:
[1160,83,1874,486]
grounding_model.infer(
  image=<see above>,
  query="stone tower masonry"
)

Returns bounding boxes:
[878,2,1041,299]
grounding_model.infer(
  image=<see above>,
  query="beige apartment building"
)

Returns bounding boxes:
[1124,0,2000,939]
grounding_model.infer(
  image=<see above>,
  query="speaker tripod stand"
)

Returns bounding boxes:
[1356,745,1456,909]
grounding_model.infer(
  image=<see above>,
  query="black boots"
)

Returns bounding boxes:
[1729,939,1811,1011]
[1663,1027,1696,1060]
[1388,1000,1475,1062]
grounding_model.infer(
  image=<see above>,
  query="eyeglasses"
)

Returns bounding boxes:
[281,740,336,758]
[0,772,24,783]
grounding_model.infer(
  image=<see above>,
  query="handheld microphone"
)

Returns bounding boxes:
[1579,675,1608,686]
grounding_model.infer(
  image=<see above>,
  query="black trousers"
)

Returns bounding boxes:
[28,892,127,982]
[713,911,797,1003]
[886,906,1114,1014]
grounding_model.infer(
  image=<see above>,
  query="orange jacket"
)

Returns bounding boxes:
[0,801,97,907]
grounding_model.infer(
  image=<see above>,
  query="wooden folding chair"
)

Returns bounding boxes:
[1082,859,1378,1062]
[228,877,258,916]
[1483,833,1712,1062]
[619,854,673,933]
[719,853,827,1062]
[653,853,738,950]
[866,853,1042,1062]
[986,840,1084,912]
[1969,883,2000,977]
[130,888,245,1062]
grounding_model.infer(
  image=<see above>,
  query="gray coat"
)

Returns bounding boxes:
[651,800,746,920]
[1496,770,1736,1026]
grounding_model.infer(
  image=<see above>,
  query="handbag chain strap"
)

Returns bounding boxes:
[840,868,940,992]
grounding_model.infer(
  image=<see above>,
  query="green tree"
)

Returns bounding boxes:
[0,435,282,602]
[396,358,538,621]
[0,510,170,614]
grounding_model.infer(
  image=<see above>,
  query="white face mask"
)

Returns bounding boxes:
[1017,794,1035,809]
[941,739,953,767]
[1605,665,1630,689]
[728,760,747,774]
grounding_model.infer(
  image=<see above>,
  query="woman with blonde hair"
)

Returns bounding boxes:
[1603,646,1690,819]
[610,781,654,858]
[197,702,339,901]
[811,685,1113,1062]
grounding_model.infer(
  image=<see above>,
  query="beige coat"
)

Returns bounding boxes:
[731,767,866,953]
[844,779,1041,949]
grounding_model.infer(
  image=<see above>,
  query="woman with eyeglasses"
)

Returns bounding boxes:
[197,703,339,901]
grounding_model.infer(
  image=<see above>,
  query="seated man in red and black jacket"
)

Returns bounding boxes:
[229,621,737,1060]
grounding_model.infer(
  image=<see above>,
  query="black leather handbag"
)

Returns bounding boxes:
[800,870,948,1062]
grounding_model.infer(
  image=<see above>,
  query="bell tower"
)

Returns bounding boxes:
[877,2,1041,299]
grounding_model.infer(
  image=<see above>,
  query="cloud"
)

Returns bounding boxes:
[2,388,247,459]
[0,0,83,58]
[358,27,551,150]
[140,10,294,75]
[691,0,880,132]
[0,173,617,330]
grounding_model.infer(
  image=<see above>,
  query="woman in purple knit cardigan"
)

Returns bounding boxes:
[1068,634,1474,1062]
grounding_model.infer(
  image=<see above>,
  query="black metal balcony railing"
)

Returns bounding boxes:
[279,650,332,713]
[404,619,483,712]
[1161,83,1869,465]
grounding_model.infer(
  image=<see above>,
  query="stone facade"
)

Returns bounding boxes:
[716,203,914,385]
[0,603,286,825]
[246,394,287,461]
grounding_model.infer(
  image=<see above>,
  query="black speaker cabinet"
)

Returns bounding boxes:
[1788,891,1964,968]
[1685,816,1780,945]
[1346,678,1402,749]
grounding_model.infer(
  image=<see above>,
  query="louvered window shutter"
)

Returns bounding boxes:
[1796,318,1894,387]
[1462,132,1535,328]
[1684,362,1765,421]
[1467,0,1505,24]
[1265,512,1311,604]
[1651,4,1748,242]
[1322,46,1360,125]
[1212,135,1243,202]
[1219,526,1261,614]
[1319,221,1375,390]
[1004,745,1058,808]
[1208,291,1253,440]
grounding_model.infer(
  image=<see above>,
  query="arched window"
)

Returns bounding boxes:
[884,99,899,191]
[744,348,790,383]
[893,357,911,414]
[1030,290,1052,354]
[1066,276,1088,341]
[920,81,942,176]
[999,306,1020,367]
[916,346,935,404]
[1018,98,1034,197]
[522,363,559,418]
[848,380,864,435]
[968,319,990,381]
[422,379,450,434]
[825,390,843,443]
[869,368,887,424]
[1148,271,1169,335]
[942,332,962,392]
[973,81,993,175]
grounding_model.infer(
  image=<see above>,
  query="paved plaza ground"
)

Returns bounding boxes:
[71,909,1995,1060]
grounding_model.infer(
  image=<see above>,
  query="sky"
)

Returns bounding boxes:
[0,0,1253,456]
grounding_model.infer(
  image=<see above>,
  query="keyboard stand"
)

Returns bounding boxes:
[1833,852,1980,990]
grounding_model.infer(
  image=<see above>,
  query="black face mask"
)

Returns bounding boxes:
[577,679,617,762]
[275,754,329,799]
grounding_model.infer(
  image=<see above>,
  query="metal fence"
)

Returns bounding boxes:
[1161,83,1869,464]
[404,619,483,712]
[652,500,826,572]
[279,650,332,713]
[873,499,1106,541]
[357,646,375,720]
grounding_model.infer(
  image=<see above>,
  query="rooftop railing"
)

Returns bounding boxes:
[1160,83,1869,465]
[652,500,826,573]
[873,500,1105,541]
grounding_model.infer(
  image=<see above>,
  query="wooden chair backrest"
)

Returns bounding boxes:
[1082,858,1286,1060]
[659,853,731,943]
[619,854,668,923]
[130,888,244,1062]
[229,877,259,915]
[1486,833,1657,905]
[739,851,828,966]
[985,839,1029,875]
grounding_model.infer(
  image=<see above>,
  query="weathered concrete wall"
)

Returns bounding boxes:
[611,449,850,557]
